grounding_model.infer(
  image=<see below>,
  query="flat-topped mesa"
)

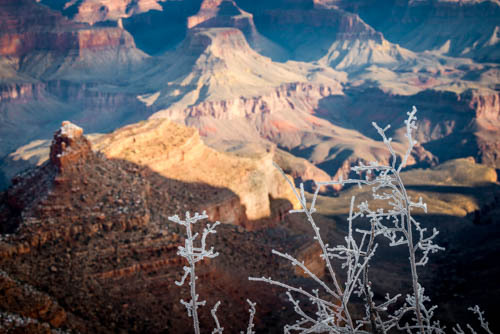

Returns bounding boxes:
[49,121,91,171]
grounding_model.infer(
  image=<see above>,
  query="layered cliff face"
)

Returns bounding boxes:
[139,27,436,179]
[0,78,151,160]
[0,0,78,58]
[335,0,500,62]
[3,119,300,241]
[1,0,498,191]
[0,120,319,333]
[0,0,151,164]
[0,0,147,72]
[318,86,500,168]
[237,5,389,62]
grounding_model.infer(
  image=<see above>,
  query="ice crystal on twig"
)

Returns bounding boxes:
[169,211,220,334]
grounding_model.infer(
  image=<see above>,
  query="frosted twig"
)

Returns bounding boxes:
[169,211,220,334]
[211,301,224,334]
[242,299,257,334]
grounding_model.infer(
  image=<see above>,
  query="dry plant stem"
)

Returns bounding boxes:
[362,223,382,334]
[186,222,201,334]
[395,172,425,334]
[303,204,355,329]
[283,169,356,329]
[170,212,220,334]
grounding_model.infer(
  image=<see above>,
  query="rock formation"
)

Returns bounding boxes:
[0,120,320,333]
[1,0,499,191]
[187,0,287,59]
[335,0,500,62]
[94,118,300,226]
[0,1,499,332]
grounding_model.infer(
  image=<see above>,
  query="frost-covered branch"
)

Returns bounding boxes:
[249,107,471,333]
[169,211,220,334]
[242,299,257,334]
[211,301,224,334]
[171,107,492,334]
[172,212,258,334]
[453,306,493,334]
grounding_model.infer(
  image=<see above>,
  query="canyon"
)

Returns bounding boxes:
[0,0,499,332]
[0,120,313,332]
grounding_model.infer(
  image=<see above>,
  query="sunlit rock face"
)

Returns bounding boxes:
[2,0,499,190]
[0,120,308,333]
[94,118,300,225]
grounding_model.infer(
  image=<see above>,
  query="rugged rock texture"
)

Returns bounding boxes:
[0,270,78,331]
[318,86,499,168]
[0,121,327,333]
[0,77,151,160]
[188,0,258,32]
[0,0,78,57]
[49,121,89,171]
[0,1,499,332]
[0,0,150,164]
[0,0,145,64]
[94,118,300,226]
[187,0,287,59]
[1,0,499,193]
[0,82,44,102]
[140,27,436,181]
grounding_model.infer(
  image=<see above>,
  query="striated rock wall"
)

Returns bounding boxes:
[0,119,310,333]
[0,83,45,102]
[0,271,68,329]
[181,82,341,120]
[336,0,500,62]
[0,0,142,59]
[49,122,90,171]
[188,0,256,36]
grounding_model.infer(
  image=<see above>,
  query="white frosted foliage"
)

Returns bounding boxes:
[249,107,492,334]
[172,108,492,334]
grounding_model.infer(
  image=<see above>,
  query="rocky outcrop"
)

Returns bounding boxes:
[187,0,287,58]
[0,0,149,161]
[95,119,300,227]
[165,82,341,121]
[188,0,254,31]
[49,122,91,171]
[0,0,138,57]
[0,78,152,162]
[0,0,76,57]
[72,0,165,25]
[0,121,312,334]
[464,89,500,121]
[0,0,146,74]
[233,3,390,61]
